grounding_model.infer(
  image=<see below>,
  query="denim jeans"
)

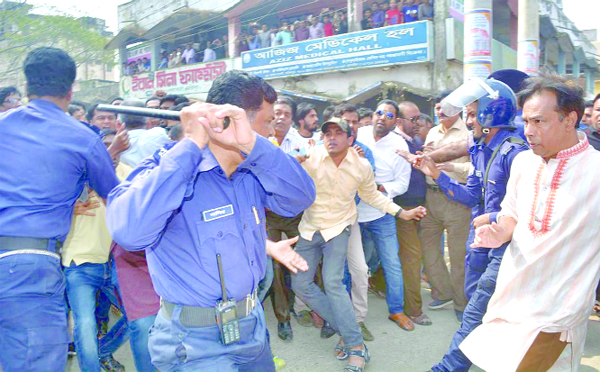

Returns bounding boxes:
[148,304,275,371]
[64,259,130,372]
[0,252,69,372]
[360,214,404,314]
[129,314,157,371]
[292,229,363,348]
[432,245,507,372]
[361,228,380,275]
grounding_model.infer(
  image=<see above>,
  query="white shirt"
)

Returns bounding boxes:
[460,133,600,371]
[356,126,410,223]
[203,48,216,62]
[181,48,196,64]
[278,127,308,154]
[296,130,322,149]
[120,127,171,168]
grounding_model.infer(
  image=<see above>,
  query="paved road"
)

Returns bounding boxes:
[66,289,600,371]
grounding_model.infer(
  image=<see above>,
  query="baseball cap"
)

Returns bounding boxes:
[321,116,352,136]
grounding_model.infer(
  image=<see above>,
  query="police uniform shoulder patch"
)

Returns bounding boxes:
[501,143,514,156]
[501,136,527,156]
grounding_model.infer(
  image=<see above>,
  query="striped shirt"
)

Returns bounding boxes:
[460,133,600,371]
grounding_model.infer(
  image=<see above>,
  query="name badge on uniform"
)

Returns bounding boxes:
[203,205,234,222]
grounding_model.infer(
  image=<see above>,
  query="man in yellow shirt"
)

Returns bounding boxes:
[291,117,426,372]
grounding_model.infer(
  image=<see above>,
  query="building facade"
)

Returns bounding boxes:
[106,0,599,113]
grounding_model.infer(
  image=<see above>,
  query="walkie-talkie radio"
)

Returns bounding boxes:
[215,254,241,345]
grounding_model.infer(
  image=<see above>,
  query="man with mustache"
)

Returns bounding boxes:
[461,74,600,371]
[356,99,420,331]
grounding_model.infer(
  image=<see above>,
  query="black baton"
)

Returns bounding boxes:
[96,104,230,129]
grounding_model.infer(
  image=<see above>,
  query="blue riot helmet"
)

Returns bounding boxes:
[440,77,517,132]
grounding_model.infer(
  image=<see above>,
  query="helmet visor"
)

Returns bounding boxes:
[440,78,491,117]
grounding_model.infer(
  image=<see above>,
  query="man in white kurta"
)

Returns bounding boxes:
[460,77,600,372]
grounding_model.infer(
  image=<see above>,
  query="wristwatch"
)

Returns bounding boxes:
[395,208,404,219]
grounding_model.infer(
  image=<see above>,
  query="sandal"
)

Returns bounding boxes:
[343,344,370,372]
[335,340,349,360]
[409,313,432,326]
[388,312,415,331]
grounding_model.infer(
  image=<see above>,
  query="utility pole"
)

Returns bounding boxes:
[517,0,539,75]
[463,0,492,82]
[347,0,363,33]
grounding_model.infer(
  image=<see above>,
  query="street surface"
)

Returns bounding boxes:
[66,288,600,372]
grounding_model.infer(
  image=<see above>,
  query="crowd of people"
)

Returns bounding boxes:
[2,45,600,372]
[121,0,435,77]
[122,38,228,76]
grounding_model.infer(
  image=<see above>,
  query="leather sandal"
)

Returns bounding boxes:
[343,344,370,372]
[388,312,415,331]
[334,341,349,360]
[409,313,432,326]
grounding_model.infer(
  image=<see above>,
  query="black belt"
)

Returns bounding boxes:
[427,184,442,192]
[161,292,257,327]
[0,237,60,252]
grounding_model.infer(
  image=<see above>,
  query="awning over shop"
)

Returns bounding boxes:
[343,81,384,105]
[105,24,147,50]
[143,8,225,41]
[277,89,334,103]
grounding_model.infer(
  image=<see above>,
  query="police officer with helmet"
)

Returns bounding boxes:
[413,77,530,372]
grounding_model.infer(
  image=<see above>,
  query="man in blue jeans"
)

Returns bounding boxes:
[292,117,426,371]
[356,100,414,331]
[0,47,119,371]
[62,185,128,372]
[412,77,528,372]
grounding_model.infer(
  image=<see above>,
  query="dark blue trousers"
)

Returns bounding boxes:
[148,303,275,371]
[0,252,69,371]
[432,228,507,372]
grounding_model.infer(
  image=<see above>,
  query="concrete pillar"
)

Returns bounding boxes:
[517,0,539,75]
[119,46,128,79]
[150,40,159,71]
[228,16,241,58]
[347,0,363,33]
[572,57,580,78]
[585,68,594,94]
[432,0,450,92]
[557,48,565,75]
[463,0,492,81]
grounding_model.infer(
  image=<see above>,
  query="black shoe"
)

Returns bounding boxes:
[278,322,293,341]
[320,321,336,339]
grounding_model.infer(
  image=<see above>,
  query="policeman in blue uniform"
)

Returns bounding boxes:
[0,48,119,371]
[106,71,316,371]
[414,78,530,372]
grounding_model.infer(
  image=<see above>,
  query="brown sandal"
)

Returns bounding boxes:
[388,312,415,331]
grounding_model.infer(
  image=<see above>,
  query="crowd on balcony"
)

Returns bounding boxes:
[122,37,229,76]
[362,0,433,29]
[121,0,435,77]
[238,0,433,52]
